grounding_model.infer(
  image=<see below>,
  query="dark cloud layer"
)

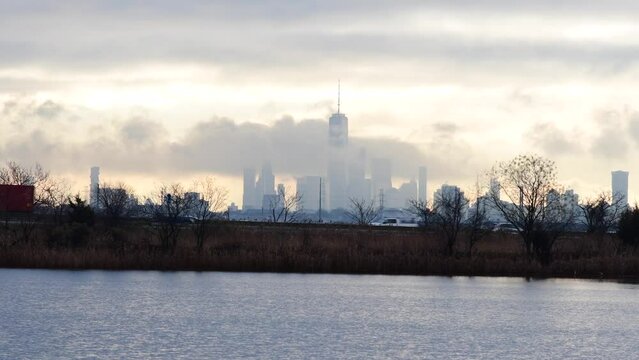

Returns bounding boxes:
[1,0,637,80]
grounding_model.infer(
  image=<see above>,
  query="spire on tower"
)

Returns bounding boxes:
[337,79,341,114]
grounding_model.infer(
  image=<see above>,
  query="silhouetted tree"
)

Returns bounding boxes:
[145,183,195,251]
[407,198,433,229]
[97,182,135,225]
[0,161,66,211]
[190,177,228,252]
[268,186,303,223]
[579,192,624,235]
[488,154,575,264]
[433,188,469,256]
[0,162,71,242]
[0,161,48,187]
[465,184,489,257]
[37,176,71,224]
[617,206,639,250]
[345,197,380,225]
[67,195,94,226]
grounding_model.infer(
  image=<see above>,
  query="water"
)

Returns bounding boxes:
[1,270,639,359]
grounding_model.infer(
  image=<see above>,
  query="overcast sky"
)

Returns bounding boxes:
[2,1,639,204]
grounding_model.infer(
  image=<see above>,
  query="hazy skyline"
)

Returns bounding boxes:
[2,1,639,203]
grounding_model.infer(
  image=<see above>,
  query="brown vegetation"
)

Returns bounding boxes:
[1,220,639,279]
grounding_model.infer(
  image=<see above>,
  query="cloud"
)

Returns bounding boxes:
[627,112,639,146]
[119,117,166,147]
[590,109,629,158]
[432,122,458,136]
[1,0,638,83]
[35,100,64,119]
[527,122,580,156]
[0,99,433,181]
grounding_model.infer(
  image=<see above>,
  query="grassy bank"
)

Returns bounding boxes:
[1,221,638,279]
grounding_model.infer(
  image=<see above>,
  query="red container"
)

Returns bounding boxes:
[0,185,35,212]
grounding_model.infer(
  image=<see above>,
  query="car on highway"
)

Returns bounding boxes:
[492,223,519,233]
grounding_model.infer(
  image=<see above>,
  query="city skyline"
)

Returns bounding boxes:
[4,3,639,358]
[3,1,639,203]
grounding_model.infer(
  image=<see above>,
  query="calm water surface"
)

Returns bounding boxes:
[1,269,638,359]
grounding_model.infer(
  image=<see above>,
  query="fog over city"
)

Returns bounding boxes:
[2,1,639,203]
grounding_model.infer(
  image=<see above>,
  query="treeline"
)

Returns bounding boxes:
[3,158,639,278]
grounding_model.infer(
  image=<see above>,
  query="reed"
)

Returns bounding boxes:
[0,221,637,279]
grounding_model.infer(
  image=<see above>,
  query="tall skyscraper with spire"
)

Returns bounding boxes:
[327,81,349,209]
[328,81,348,147]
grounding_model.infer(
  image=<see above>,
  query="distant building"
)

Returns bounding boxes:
[256,162,275,209]
[242,168,256,210]
[418,166,427,203]
[262,194,280,212]
[327,159,347,210]
[371,158,392,199]
[433,184,465,211]
[489,178,500,201]
[347,148,368,202]
[327,83,349,210]
[228,202,238,213]
[297,176,324,211]
[612,170,629,206]
[89,166,100,209]
[397,179,417,208]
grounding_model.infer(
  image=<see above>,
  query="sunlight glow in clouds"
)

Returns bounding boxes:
[2,1,639,203]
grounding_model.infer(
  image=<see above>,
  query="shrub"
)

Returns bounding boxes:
[617,206,639,249]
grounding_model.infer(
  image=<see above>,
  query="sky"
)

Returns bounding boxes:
[2,0,639,205]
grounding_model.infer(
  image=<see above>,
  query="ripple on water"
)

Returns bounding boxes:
[1,271,638,359]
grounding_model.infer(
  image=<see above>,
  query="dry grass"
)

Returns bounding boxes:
[1,221,638,279]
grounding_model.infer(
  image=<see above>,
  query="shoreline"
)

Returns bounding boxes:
[3,265,639,283]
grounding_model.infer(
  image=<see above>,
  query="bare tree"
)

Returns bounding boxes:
[97,182,135,225]
[407,198,432,228]
[36,176,72,224]
[267,186,303,223]
[433,187,469,256]
[579,192,624,235]
[488,154,574,263]
[0,161,48,187]
[190,177,228,252]
[0,161,53,208]
[346,197,381,225]
[145,183,195,251]
[465,180,489,256]
[0,162,72,242]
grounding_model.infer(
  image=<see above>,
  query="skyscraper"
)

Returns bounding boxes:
[328,82,348,148]
[611,170,629,206]
[347,147,368,201]
[297,176,324,211]
[327,82,348,210]
[489,178,500,201]
[433,184,466,211]
[397,179,417,208]
[327,159,347,210]
[242,168,256,210]
[418,166,427,202]
[89,166,100,209]
[256,162,275,209]
[371,158,392,199]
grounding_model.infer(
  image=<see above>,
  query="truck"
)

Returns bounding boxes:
[373,218,420,228]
